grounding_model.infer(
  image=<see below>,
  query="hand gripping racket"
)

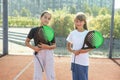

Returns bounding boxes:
[35,25,54,72]
[82,30,104,49]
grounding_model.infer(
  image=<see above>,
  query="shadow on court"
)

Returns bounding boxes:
[0,55,120,80]
[111,58,120,66]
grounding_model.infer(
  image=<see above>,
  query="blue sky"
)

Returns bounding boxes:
[115,0,120,9]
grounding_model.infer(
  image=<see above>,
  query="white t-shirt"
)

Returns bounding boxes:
[66,30,89,66]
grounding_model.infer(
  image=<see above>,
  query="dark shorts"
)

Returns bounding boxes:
[71,63,88,80]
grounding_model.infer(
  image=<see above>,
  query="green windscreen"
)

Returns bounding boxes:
[92,31,104,48]
[43,26,54,42]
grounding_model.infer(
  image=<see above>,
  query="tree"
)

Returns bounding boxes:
[115,9,120,15]
[91,5,100,17]
[84,3,92,16]
[20,7,31,17]
[98,7,110,15]
[69,5,76,14]
[114,14,120,38]
[13,10,19,17]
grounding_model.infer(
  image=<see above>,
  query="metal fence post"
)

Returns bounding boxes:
[3,0,8,55]
[109,0,115,58]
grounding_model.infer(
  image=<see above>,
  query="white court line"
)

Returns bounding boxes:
[13,60,33,80]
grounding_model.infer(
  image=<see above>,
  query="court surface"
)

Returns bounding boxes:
[0,55,120,80]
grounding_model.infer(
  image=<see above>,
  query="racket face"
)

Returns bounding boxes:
[42,26,54,42]
[92,31,104,48]
[37,27,46,43]
[86,31,104,49]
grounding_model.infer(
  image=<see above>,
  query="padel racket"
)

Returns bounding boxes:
[74,30,104,67]
[35,25,54,72]
[82,30,104,49]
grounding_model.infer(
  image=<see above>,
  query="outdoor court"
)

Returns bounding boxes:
[0,55,120,80]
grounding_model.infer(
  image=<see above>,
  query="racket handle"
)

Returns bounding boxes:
[35,53,44,72]
[34,52,38,55]
[82,47,94,49]
[34,44,41,55]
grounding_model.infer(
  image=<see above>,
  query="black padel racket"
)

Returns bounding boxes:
[35,25,54,72]
[82,30,104,49]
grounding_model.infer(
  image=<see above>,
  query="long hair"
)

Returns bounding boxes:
[74,12,88,30]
